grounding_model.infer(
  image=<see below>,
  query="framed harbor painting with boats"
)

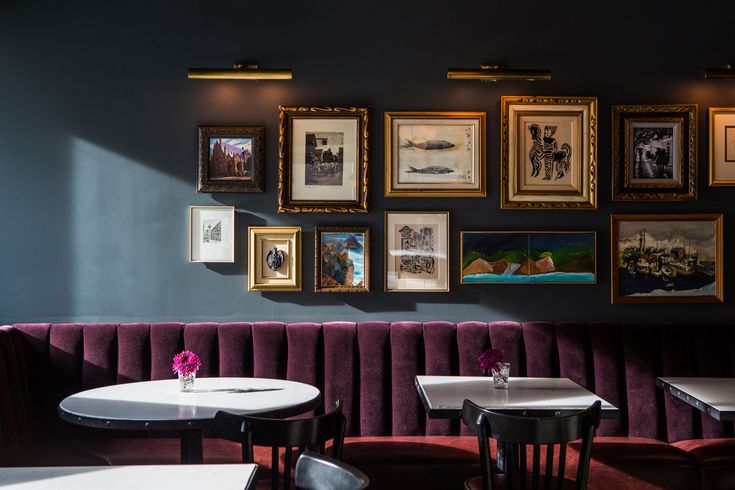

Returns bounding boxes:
[315,226,369,293]
[460,231,596,284]
[611,214,723,304]
[384,112,486,197]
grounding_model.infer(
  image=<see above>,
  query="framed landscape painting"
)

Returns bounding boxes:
[248,226,302,292]
[197,126,264,193]
[189,206,235,262]
[501,96,597,209]
[385,211,449,292]
[612,105,697,200]
[461,231,596,284]
[384,112,486,197]
[315,226,369,293]
[709,107,735,186]
[278,106,368,213]
[611,214,723,304]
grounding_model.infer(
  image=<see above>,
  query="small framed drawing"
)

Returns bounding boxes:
[460,231,596,284]
[709,107,735,186]
[197,126,264,193]
[189,206,235,263]
[385,211,449,292]
[248,226,302,292]
[315,226,370,293]
[612,105,697,200]
[501,96,597,209]
[611,214,723,304]
[384,112,486,197]
[278,106,368,213]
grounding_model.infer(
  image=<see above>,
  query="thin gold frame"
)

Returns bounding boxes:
[610,214,723,304]
[188,206,235,263]
[384,111,487,197]
[459,230,597,285]
[500,96,597,209]
[248,226,302,292]
[384,211,450,293]
[314,226,370,293]
[708,107,735,186]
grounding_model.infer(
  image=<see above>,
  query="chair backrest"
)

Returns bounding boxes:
[211,401,347,490]
[295,451,369,490]
[461,399,601,490]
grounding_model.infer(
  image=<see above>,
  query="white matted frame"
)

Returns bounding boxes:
[709,107,735,186]
[189,206,235,263]
[248,226,302,292]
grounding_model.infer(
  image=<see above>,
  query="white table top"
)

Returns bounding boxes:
[657,377,735,421]
[59,377,321,430]
[416,376,618,419]
[0,465,257,490]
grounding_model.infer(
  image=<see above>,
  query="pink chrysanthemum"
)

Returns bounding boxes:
[478,348,504,375]
[172,350,202,376]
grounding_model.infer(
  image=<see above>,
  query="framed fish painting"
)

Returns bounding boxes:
[384,112,486,197]
[500,96,597,209]
[315,226,369,293]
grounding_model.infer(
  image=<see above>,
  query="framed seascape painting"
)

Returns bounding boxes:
[385,211,449,292]
[384,112,486,197]
[709,107,735,186]
[278,106,368,213]
[189,206,235,262]
[500,96,597,209]
[461,231,596,284]
[611,214,723,304]
[197,126,264,193]
[315,226,369,293]
[612,105,697,200]
[248,226,302,292]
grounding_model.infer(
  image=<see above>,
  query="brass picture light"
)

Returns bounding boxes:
[447,64,551,82]
[704,65,735,80]
[188,63,292,80]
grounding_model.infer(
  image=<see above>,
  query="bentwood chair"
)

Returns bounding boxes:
[461,399,601,490]
[294,451,370,490]
[211,401,347,490]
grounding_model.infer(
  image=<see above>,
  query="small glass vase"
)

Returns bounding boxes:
[178,373,196,392]
[491,362,510,389]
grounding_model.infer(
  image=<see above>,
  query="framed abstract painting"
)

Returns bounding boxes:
[315,226,369,293]
[197,126,264,193]
[248,226,302,292]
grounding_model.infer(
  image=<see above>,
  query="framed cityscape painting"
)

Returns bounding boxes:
[278,106,368,213]
[384,112,486,197]
[611,214,723,304]
[612,105,697,200]
[501,96,597,209]
[385,211,449,292]
[248,226,302,292]
[315,226,369,293]
[709,107,735,186]
[197,126,264,193]
[189,206,235,262]
[461,231,596,284]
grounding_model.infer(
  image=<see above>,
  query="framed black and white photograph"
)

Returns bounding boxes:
[613,105,697,200]
[197,126,264,193]
[709,107,735,186]
[189,206,235,262]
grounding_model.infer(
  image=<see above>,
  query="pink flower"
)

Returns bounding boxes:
[478,348,503,375]
[172,350,202,377]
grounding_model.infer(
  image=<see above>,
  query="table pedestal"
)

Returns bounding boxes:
[181,431,204,464]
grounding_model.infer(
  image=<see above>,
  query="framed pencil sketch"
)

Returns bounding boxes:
[197,126,264,193]
[385,211,449,292]
[501,96,597,209]
[315,226,369,293]
[611,214,723,304]
[709,107,735,186]
[384,112,486,197]
[189,206,235,263]
[248,226,302,292]
[612,105,697,200]
[278,106,368,213]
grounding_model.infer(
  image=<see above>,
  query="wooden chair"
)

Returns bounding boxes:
[461,399,601,490]
[294,451,369,490]
[211,401,346,490]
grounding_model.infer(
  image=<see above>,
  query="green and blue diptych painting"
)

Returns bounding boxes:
[461,232,596,284]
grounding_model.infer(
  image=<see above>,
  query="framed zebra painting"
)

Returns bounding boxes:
[500,96,597,209]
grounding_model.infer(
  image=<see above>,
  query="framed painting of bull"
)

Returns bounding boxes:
[612,104,697,201]
[278,106,369,213]
[384,112,486,197]
[197,126,264,193]
[500,96,597,209]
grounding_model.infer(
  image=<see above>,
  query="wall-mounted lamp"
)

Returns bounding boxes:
[187,63,292,80]
[447,64,551,82]
[704,64,735,80]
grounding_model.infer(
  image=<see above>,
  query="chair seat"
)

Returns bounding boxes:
[672,438,735,490]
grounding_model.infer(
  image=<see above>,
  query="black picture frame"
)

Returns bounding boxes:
[197,126,265,193]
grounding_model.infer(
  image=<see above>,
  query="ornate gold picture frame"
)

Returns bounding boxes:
[709,107,735,186]
[248,226,302,292]
[501,96,597,209]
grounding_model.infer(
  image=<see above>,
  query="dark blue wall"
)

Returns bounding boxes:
[2,1,735,323]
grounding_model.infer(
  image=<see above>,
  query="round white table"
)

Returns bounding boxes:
[58,377,321,464]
